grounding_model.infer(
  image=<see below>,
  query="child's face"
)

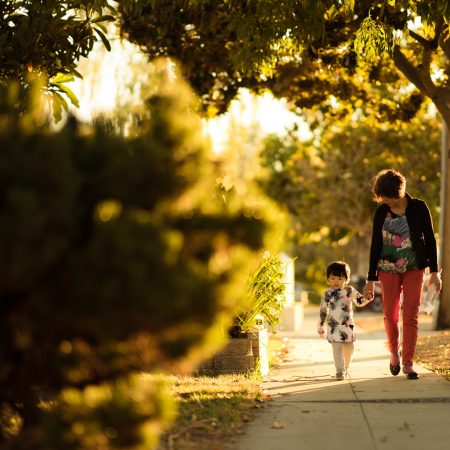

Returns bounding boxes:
[327,274,347,290]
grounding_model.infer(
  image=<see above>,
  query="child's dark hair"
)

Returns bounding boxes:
[372,169,406,200]
[326,261,351,280]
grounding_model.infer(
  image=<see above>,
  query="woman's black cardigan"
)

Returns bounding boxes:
[367,193,438,281]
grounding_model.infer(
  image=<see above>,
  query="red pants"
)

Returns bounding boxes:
[378,269,424,366]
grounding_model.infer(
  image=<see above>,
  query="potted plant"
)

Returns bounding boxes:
[230,252,287,336]
[217,253,287,375]
[197,253,288,375]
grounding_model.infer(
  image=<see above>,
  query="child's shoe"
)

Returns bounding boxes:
[335,371,345,380]
[403,365,419,380]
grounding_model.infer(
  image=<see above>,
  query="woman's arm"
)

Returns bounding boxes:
[421,201,441,292]
[421,201,438,273]
[367,206,385,281]
[363,281,375,300]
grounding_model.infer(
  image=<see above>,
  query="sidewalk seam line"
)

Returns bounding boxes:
[349,378,379,450]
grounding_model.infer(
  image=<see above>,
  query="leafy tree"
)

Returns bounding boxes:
[259,108,441,292]
[119,0,450,328]
[0,0,116,119]
[118,1,422,122]
[0,66,265,449]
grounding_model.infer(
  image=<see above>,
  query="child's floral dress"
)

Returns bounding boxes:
[317,287,370,343]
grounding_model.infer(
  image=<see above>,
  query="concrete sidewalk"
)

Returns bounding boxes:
[230,307,450,450]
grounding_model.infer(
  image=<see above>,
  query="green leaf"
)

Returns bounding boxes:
[51,92,67,122]
[53,91,68,109]
[69,67,84,80]
[51,73,75,84]
[93,27,111,51]
[95,22,108,33]
[57,84,80,108]
[91,15,115,24]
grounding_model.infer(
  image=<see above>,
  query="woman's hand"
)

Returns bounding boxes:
[363,281,375,300]
[429,272,442,293]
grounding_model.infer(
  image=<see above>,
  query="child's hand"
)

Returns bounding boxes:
[318,328,325,338]
[356,295,372,307]
[363,281,375,300]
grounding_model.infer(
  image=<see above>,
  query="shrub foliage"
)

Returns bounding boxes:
[0,67,265,448]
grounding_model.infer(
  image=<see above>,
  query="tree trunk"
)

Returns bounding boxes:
[393,48,450,329]
[437,123,450,329]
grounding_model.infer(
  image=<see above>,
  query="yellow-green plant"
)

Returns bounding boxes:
[230,253,287,336]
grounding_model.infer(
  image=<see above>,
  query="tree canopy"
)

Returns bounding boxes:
[117,1,437,122]
[118,0,450,326]
[4,1,450,127]
[0,0,116,118]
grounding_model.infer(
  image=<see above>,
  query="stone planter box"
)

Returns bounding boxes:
[214,338,254,373]
[196,328,269,376]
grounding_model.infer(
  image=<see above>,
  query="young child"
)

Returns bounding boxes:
[317,261,372,380]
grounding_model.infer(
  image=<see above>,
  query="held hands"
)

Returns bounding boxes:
[429,272,442,294]
[363,281,375,301]
[356,295,372,307]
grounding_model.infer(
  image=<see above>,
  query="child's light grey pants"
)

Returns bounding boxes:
[332,342,354,371]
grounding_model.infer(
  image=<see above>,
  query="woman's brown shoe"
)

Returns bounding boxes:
[389,363,401,376]
[403,365,419,380]
[390,353,400,376]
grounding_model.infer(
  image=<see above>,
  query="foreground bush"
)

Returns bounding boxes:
[0,67,265,449]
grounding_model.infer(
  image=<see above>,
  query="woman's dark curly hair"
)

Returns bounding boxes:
[372,169,406,200]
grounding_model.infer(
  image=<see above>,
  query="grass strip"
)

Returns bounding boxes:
[415,330,450,381]
[156,373,264,450]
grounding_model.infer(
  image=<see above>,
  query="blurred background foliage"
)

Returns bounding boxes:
[258,104,441,298]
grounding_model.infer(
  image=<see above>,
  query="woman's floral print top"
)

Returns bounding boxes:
[317,286,369,343]
[378,211,418,274]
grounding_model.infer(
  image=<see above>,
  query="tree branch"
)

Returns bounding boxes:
[439,28,450,60]
[392,45,429,95]
[408,29,438,49]
[391,45,450,126]
[435,86,450,102]
[421,45,432,79]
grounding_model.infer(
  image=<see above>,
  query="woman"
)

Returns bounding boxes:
[363,169,441,380]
